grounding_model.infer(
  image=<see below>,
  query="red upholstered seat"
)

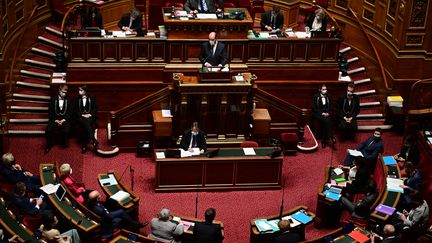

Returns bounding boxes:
[22,214,43,232]
[280,133,298,155]
[165,2,184,8]
[224,3,236,8]
[241,141,259,148]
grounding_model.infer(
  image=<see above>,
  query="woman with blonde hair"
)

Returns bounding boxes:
[59,163,92,204]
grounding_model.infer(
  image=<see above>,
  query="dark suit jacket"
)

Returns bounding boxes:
[83,10,103,28]
[311,93,332,118]
[117,14,143,33]
[351,166,370,192]
[48,96,73,123]
[357,136,384,162]
[337,94,360,120]
[399,144,420,165]
[199,41,228,67]
[260,11,284,31]
[353,190,378,217]
[184,0,223,13]
[306,15,328,31]
[75,96,97,120]
[381,236,401,243]
[0,166,27,184]
[180,129,207,151]
[193,222,223,243]
[273,231,301,243]
[10,193,39,215]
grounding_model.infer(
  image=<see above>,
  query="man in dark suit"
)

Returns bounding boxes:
[344,128,384,167]
[260,6,284,31]
[75,85,98,153]
[184,0,223,13]
[180,122,207,154]
[273,219,301,243]
[199,32,228,71]
[0,153,41,193]
[117,7,143,35]
[394,136,420,166]
[83,6,103,29]
[311,84,336,148]
[341,180,378,218]
[337,82,360,140]
[45,84,73,154]
[10,182,49,216]
[193,208,224,243]
[87,190,146,238]
[370,224,400,243]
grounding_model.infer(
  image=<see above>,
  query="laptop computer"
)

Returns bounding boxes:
[55,184,66,201]
[165,149,181,158]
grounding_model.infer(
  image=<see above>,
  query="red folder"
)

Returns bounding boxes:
[348,230,369,243]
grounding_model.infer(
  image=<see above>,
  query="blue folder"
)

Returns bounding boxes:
[292,211,312,224]
[383,156,397,165]
[324,190,341,201]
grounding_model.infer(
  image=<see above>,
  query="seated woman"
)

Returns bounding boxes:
[59,163,92,204]
[149,208,183,243]
[340,156,370,196]
[306,8,327,32]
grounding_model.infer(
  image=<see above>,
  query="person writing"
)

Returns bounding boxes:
[184,0,223,14]
[199,32,227,72]
[260,6,284,32]
[117,7,143,35]
[180,122,207,154]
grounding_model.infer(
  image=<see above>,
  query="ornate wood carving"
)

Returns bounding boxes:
[387,0,397,18]
[409,0,428,28]
[406,35,424,46]
[363,9,374,22]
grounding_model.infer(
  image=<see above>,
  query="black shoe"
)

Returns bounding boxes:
[331,137,337,145]
[44,147,51,154]
[322,142,327,148]
[81,146,87,154]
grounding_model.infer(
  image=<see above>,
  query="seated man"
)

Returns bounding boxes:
[340,180,378,218]
[306,8,327,32]
[149,208,183,243]
[199,32,227,71]
[336,82,360,140]
[10,182,50,216]
[75,85,98,153]
[180,122,207,154]
[344,128,384,167]
[117,7,143,35]
[273,219,301,243]
[341,157,370,195]
[370,224,400,243]
[260,6,284,32]
[45,84,73,154]
[39,212,80,243]
[0,152,41,193]
[193,208,224,243]
[87,190,146,238]
[184,0,223,13]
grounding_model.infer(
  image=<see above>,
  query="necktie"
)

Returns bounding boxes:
[201,0,208,12]
[271,15,275,29]
[191,135,197,148]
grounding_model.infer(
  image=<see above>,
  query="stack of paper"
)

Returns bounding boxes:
[387,96,403,107]
[383,156,397,165]
[255,219,278,233]
[243,148,256,155]
[333,168,344,176]
[347,149,363,157]
[386,178,404,193]
[110,190,130,202]
[40,183,60,194]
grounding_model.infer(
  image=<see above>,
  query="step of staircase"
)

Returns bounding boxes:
[45,25,63,36]
[347,67,366,75]
[16,81,50,89]
[12,93,50,101]
[357,119,392,131]
[7,124,46,135]
[25,58,56,68]
[357,113,384,119]
[32,43,58,57]
[9,118,49,123]
[10,105,48,112]
[347,57,359,63]
[360,101,381,107]
[38,34,66,49]
[339,46,351,53]
[355,89,376,96]
[353,78,371,85]
[20,69,51,79]
[8,113,48,119]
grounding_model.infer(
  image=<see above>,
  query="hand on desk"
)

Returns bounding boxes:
[200,149,204,154]
[121,26,130,31]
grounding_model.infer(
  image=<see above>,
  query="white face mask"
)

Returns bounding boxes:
[59,91,67,98]
[191,131,198,136]
[79,90,86,96]
[321,90,327,95]
[316,16,320,20]
[209,40,215,46]
[347,91,353,97]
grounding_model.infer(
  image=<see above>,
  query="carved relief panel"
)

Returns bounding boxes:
[409,0,429,28]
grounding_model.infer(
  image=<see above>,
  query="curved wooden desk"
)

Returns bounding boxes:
[250,205,315,243]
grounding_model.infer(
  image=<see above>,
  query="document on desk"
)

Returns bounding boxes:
[161,109,172,117]
[40,183,60,195]
[281,215,301,228]
[243,147,256,155]
[255,219,276,233]
[333,167,344,176]
[182,220,195,231]
[156,152,166,159]
[258,32,270,39]
[386,178,404,193]
[180,148,200,157]
[196,13,217,19]
[347,149,363,157]
[291,211,312,224]
[110,190,130,202]
[99,174,118,186]
[294,31,311,38]
[111,31,127,37]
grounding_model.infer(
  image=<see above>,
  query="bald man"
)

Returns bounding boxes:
[199,32,227,71]
[370,224,400,243]
[87,190,146,238]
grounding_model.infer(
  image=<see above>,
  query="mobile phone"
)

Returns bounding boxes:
[38,195,44,200]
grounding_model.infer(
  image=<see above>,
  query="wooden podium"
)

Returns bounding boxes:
[152,110,172,137]
[252,108,271,136]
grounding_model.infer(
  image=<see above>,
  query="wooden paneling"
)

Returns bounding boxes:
[102,42,117,61]
[119,42,134,62]
[88,42,101,62]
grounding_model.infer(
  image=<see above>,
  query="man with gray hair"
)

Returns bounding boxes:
[370,224,400,243]
[150,208,184,243]
[117,7,143,35]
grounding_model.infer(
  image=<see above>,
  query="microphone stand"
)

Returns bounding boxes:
[195,177,199,218]
[118,165,129,182]
[279,177,285,219]
[130,165,135,191]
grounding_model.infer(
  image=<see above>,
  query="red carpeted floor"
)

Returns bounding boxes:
[7,129,403,242]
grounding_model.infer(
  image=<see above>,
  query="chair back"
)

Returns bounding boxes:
[224,3,236,8]
[241,141,259,148]
[165,2,184,8]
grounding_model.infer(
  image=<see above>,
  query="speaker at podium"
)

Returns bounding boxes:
[199,64,231,83]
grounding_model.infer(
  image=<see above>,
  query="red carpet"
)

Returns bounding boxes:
[7,130,403,242]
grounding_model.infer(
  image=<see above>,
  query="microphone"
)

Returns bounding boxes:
[119,165,129,182]
[195,177,199,218]
[130,165,135,191]
[201,54,211,71]
[279,177,285,219]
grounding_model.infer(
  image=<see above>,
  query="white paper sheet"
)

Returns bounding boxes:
[99,174,118,186]
[243,147,256,155]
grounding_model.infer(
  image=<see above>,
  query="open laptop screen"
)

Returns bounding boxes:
[55,184,66,201]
